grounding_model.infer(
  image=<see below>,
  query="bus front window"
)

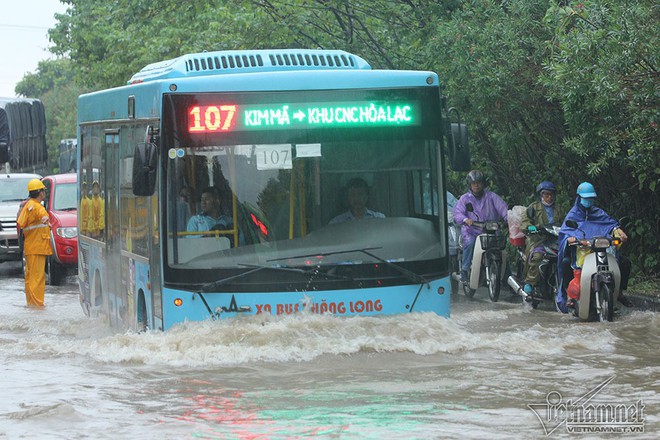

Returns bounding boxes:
[166,139,445,284]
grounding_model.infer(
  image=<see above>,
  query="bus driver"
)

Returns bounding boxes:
[329,178,385,225]
[186,187,233,234]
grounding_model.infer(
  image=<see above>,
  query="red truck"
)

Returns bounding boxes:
[18,173,78,285]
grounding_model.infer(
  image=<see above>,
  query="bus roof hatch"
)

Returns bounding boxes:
[128,49,372,84]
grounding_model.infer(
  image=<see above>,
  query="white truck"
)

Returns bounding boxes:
[0,173,41,263]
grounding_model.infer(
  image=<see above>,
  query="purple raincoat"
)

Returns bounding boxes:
[453,189,508,245]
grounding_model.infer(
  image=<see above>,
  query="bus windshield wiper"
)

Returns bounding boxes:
[268,247,430,288]
[240,264,353,281]
[198,264,352,293]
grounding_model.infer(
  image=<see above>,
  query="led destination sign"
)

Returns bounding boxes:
[188,101,419,133]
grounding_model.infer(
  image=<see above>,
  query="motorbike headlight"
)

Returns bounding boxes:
[56,227,78,239]
[485,221,499,231]
[593,237,611,248]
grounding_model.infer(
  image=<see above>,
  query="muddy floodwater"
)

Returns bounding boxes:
[0,263,657,439]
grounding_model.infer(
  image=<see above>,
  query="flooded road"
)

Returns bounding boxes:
[1,262,657,439]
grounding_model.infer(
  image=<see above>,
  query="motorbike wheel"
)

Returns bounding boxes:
[488,259,501,302]
[600,284,615,322]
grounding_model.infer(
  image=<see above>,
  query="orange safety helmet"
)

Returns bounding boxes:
[27,178,46,192]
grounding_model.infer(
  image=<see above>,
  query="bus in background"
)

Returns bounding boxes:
[0,98,48,174]
[77,49,470,332]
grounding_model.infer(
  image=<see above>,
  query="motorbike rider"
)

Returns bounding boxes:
[520,181,566,295]
[557,182,633,310]
[453,170,508,284]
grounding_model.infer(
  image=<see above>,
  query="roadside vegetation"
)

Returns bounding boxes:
[15,0,658,282]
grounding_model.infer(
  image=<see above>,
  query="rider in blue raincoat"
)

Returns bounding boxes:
[556,182,632,312]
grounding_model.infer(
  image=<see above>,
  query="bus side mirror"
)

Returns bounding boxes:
[449,122,470,171]
[132,142,158,196]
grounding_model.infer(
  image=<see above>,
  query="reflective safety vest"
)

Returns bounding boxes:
[17,198,53,256]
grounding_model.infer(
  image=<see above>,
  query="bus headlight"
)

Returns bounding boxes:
[56,227,78,238]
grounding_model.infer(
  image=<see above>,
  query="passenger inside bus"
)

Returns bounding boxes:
[170,186,191,232]
[329,177,385,225]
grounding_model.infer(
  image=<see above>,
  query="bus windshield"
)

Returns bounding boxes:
[162,89,446,291]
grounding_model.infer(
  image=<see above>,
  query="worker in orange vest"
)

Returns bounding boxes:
[17,179,53,307]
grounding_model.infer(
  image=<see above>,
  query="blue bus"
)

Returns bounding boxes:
[77,49,469,331]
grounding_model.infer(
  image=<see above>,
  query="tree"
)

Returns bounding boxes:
[49,0,279,90]
[541,0,659,273]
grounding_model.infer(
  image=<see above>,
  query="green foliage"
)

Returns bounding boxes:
[542,1,659,189]
[15,58,75,97]
[541,0,659,274]
[432,3,545,201]
[49,0,276,89]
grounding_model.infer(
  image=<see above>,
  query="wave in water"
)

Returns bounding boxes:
[1,307,620,367]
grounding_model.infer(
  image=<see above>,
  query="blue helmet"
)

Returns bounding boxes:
[576,182,597,198]
[536,181,556,195]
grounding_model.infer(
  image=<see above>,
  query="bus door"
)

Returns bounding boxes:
[103,130,122,327]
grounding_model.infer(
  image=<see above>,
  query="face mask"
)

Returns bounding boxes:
[580,198,595,209]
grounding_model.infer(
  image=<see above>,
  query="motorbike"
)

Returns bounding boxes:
[507,223,561,309]
[448,215,461,295]
[451,203,508,302]
[561,220,622,322]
